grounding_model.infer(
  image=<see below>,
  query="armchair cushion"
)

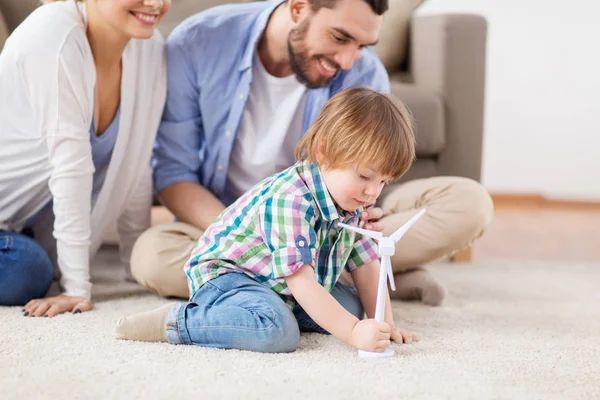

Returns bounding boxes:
[390,82,445,157]
[371,0,423,71]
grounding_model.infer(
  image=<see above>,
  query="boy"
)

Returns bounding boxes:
[116,87,419,353]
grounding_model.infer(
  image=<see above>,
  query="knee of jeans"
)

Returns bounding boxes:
[334,284,364,320]
[255,310,300,353]
[0,243,53,305]
[346,296,364,320]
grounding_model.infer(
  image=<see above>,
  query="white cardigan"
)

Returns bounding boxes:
[0,0,167,299]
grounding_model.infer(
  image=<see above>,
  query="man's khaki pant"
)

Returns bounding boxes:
[130,176,494,298]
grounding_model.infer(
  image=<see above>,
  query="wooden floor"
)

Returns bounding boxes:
[473,198,600,262]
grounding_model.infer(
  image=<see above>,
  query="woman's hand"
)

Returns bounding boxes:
[360,207,385,232]
[23,295,93,318]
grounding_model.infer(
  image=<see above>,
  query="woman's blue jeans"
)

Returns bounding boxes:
[166,272,364,353]
[0,230,54,305]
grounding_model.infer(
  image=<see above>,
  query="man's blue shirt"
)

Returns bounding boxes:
[153,0,390,206]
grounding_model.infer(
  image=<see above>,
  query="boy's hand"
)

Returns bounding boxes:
[360,207,384,232]
[390,325,420,344]
[350,319,391,352]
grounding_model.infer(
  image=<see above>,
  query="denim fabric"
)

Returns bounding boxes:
[293,283,363,334]
[166,273,363,353]
[0,230,53,305]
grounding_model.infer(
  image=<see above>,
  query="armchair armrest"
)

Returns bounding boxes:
[0,10,8,52]
[0,0,40,33]
[410,13,488,181]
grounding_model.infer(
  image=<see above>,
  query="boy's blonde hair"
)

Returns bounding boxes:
[295,87,416,181]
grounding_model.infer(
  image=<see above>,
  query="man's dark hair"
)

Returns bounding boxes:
[309,0,388,15]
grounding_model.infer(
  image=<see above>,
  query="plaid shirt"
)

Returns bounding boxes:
[184,161,380,307]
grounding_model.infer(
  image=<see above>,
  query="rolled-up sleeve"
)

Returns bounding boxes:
[260,194,318,279]
[153,32,204,194]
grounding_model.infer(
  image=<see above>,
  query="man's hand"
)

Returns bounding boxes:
[360,207,384,232]
[389,325,420,344]
[23,295,93,318]
[350,319,391,352]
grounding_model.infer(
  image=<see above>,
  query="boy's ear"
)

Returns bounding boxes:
[315,140,326,164]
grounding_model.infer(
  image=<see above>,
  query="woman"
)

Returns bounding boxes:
[0,0,171,316]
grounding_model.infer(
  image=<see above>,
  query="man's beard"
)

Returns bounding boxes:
[288,18,339,89]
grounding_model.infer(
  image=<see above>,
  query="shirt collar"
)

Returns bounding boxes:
[297,160,361,223]
[239,0,285,72]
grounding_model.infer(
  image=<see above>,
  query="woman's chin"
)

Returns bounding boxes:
[128,28,156,39]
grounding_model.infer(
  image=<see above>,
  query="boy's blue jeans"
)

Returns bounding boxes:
[0,230,54,305]
[166,272,363,353]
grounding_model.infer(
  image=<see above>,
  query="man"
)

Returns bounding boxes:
[131,0,493,306]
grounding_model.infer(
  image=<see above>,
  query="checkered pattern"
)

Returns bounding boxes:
[184,161,380,307]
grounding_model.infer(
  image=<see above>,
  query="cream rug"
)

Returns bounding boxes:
[1,246,599,400]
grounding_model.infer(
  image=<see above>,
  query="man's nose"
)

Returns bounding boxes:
[334,47,361,71]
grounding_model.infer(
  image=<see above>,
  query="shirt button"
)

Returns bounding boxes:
[239,94,244,100]
[298,240,305,247]
[217,165,223,171]
[225,130,231,137]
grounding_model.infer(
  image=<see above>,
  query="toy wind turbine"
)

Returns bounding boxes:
[338,208,426,359]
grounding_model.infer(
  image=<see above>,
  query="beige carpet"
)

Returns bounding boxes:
[1,246,599,400]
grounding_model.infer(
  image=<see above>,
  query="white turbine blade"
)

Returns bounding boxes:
[382,256,395,291]
[390,209,426,243]
[337,222,383,239]
[374,256,388,322]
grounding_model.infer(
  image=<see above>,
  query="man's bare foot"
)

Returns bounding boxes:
[390,268,446,306]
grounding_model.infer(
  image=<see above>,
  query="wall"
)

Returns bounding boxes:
[417,0,600,201]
